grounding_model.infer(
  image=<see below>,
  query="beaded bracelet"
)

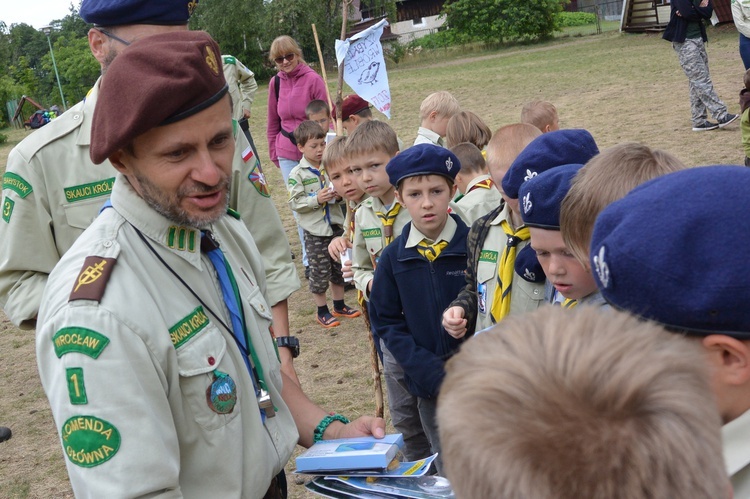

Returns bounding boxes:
[313,414,350,443]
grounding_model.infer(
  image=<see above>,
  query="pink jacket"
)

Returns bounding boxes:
[266,62,327,166]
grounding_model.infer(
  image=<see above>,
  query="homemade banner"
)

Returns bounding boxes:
[335,18,392,118]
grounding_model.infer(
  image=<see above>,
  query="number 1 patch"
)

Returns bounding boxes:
[66,367,88,405]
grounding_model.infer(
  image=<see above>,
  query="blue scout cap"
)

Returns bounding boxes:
[80,0,198,26]
[519,163,584,229]
[90,31,227,164]
[590,165,750,338]
[386,143,461,187]
[502,129,598,200]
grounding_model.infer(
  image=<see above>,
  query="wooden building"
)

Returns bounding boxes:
[621,0,733,32]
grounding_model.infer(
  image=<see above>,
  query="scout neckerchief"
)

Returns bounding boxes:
[467,178,494,193]
[201,230,275,420]
[375,202,401,245]
[417,239,448,262]
[308,166,331,225]
[489,221,530,323]
[561,298,578,309]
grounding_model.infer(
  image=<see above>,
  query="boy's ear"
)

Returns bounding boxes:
[297,142,305,153]
[450,182,458,199]
[394,188,403,205]
[428,110,439,123]
[702,335,750,386]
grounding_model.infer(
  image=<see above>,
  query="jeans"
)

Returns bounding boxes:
[741,34,750,70]
[278,157,308,267]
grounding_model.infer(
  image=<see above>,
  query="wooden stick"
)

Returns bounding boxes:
[335,0,352,136]
[359,301,384,418]
[311,24,334,116]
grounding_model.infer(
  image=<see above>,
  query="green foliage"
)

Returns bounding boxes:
[556,11,596,27]
[443,0,564,43]
[0,133,7,145]
[407,29,479,50]
[383,41,407,64]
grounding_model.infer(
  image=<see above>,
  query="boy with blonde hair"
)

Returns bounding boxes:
[438,306,728,499]
[560,143,686,267]
[414,91,461,146]
[450,142,502,223]
[347,120,432,461]
[370,144,470,475]
[520,100,559,133]
[288,121,359,328]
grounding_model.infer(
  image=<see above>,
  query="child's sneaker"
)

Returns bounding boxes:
[332,305,361,318]
[692,121,719,132]
[718,113,739,128]
[317,312,341,328]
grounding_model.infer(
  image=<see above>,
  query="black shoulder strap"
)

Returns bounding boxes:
[274,75,280,101]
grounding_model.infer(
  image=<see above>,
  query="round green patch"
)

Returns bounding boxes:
[61,415,121,468]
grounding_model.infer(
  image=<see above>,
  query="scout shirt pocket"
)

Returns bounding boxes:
[175,321,241,431]
[240,285,282,390]
[362,228,384,265]
[476,250,499,317]
[62,177,116,230]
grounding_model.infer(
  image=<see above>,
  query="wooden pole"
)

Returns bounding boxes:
[311,24,334,117]
[335,0,352,136]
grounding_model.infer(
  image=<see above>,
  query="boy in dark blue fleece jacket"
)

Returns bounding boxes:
[369,144,469,475]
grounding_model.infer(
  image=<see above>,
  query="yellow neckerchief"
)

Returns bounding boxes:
[561,298,578,309]
[489,220,530,323]
[375,202,402,245]
[467,178,494,193]
[417,239,449,262]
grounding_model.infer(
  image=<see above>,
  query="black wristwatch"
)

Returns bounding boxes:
[276,336,300,358]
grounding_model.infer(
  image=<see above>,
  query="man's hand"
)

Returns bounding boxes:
[324,416,386,441]
[699,0,709,7]
[442,306,468,339]
[242,108,251,119]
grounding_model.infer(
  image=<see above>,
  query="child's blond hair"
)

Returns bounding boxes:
[521,100,558,132]
[560,143,686,267]
[419,91,461,121]
[344,120,399,158]
[485,123,541,176]
[438,306,727,499]
[450,142,485,175]
[322,135,348,170]
[445,111,492,149]
[293,120,325,147]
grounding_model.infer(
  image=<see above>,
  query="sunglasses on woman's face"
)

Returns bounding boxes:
[274,53,296,64]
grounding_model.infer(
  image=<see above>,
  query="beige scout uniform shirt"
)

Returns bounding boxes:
[286,158,344,236]
[413,127,443,147]
[724,409,750,499]
[453,174,503,224]
[222,55,259,121]
[37,175,298,498]
[351,197,411,300]
[473,204,545,332]
[0,79,297,326]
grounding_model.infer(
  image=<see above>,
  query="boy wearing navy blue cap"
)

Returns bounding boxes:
[443,129,598,337]
[369,143,470,474]
[519,164,602,307]
[589,165,750,497]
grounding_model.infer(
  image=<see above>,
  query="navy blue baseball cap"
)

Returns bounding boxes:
[502,129,598,200]
[590,165,750,338]
[80,0,198,26]
[386,143,461,187]
[519,163,584,229]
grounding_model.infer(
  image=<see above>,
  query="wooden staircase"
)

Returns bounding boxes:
[621,0,669,32]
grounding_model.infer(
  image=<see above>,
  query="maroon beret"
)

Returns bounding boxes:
[90,30,228,164]
[341,94,370,121]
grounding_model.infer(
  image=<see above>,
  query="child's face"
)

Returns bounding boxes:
[396,175,455,242]
[327,160,365,201]
[488,163,519,213]
[349,150,395,200]
[298,137,326,165]
[529,227,598,300]
[343,115,361,135]
[308,111,331,131]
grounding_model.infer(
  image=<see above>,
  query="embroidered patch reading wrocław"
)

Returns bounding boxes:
[3,172,33,198]
[2,196,13,223]
[61,415,121,468]
[66,367,88,405]
[69,256,117,302]
[169,306,210,348]
[63,177,115,203]
[53,327,110,359]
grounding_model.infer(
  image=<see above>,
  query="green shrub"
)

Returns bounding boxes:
[0,133,7,145]
[407,29,479,50]
[443,0,563,43]
[556,11,597,27]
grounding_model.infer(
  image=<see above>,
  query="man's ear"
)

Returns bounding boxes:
[88,28,109,66]
[702,335,750,386]
[108,150,129,174]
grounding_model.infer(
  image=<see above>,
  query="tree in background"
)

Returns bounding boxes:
[443,0,565,43]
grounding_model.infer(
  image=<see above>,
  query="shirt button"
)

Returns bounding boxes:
[103,240,113,248]
[533,289,540,295]
[208,356,215,366]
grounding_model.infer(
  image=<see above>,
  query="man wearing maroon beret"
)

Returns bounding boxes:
[35,31,385,498]
[0,0,301,388]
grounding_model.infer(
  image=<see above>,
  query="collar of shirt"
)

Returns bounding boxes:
[405,215,457,249]
[490,202,511,226]
[465,174,493,192]
[723,408,750,476]
[77,76,103,148]
[417,126,442,146]
[109,172,205,270]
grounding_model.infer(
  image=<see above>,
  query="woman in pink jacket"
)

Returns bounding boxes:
[267,35,328,271]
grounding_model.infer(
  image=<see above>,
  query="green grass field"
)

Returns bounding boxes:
[0,24,746,498]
